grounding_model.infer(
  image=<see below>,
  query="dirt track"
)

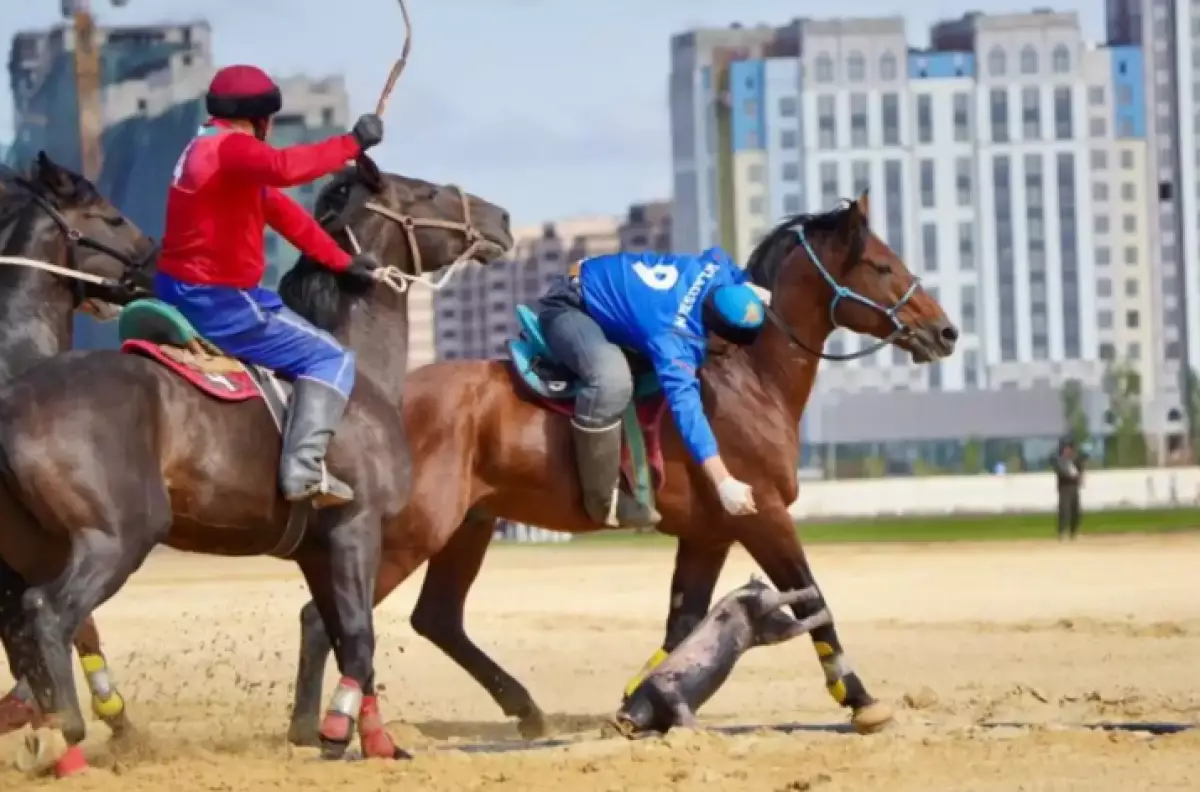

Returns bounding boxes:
[2,533,1199,791]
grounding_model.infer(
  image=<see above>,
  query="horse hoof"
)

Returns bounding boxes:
[318,737,350,761]
[360,728,411,760]
[851,701,894,734]
[516,706,548,740]
[0,695,39,736]
[286,720,322,748]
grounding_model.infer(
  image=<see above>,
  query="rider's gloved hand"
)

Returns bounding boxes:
[342,252,381,292]
[717,476,757,516]
[352,113,384,151]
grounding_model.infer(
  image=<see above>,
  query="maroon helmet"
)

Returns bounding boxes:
[206,65,282,120]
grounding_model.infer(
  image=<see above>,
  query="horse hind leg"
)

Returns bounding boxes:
[0,558,43,736]
[410,514,548,739]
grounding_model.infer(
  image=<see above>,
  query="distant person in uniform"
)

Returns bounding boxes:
[1050,438,1087,540]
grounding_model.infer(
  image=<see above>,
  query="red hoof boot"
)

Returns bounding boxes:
[358,696,411,760]
[0,692,40,735]
[54,745,88,778]
[318,677,361,761]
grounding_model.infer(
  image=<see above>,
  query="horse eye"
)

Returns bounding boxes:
[104,216,125,228]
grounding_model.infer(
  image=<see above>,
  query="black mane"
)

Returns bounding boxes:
[278,167,378,332]
[744,203,855,291]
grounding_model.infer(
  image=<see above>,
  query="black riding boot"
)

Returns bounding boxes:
[571,418,660,529]
[279,379,355,509]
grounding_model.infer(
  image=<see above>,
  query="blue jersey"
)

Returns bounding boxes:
[578,247,748,463]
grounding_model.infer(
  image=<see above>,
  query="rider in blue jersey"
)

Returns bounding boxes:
[536,247,767,529]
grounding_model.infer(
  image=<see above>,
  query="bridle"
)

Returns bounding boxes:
[319,171,488,294]
[0,176,156,306]
[761,215,922,363]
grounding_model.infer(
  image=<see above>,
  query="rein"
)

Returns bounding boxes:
[0,177,155,302]
[762,218,920,363]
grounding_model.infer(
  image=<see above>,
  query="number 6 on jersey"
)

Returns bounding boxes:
[632,261,679,291]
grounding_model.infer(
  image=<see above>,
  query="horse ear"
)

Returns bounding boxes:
[34,151,75,198]
[852,188,870,221]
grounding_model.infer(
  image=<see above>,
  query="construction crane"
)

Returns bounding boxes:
[62,0,129,180]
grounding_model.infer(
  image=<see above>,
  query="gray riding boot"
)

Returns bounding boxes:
[279,378,355,509]
[571,418,661,529]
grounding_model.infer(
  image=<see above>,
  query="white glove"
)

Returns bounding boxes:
[717,476,757,516]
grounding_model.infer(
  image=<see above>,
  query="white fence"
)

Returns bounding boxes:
[788,467,1200,519]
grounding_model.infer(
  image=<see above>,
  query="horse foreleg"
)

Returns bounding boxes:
[410,515,548,739]
[0,559,42,735]
[737,508,893,734]
[620,536,731,701]
[295,510,410,761]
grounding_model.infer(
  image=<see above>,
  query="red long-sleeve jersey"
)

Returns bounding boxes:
[158,120,360,289]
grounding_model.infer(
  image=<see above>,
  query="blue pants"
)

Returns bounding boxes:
[154,274,356,398]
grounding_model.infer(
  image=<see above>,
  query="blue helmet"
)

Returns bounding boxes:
[703,284,766,345]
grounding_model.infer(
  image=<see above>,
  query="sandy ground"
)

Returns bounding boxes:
[1,533,1199,791]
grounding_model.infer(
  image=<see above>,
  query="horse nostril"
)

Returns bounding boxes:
[940,324,960,344]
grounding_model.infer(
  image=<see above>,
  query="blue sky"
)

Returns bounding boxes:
[2,1,1103,226]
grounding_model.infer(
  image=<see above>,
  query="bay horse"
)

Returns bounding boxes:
[0,152,157,738]
[0,160,512,774]
[285,191,958,744]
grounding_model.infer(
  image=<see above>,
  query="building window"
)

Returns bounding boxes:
[749,196,766,215]
[1125,278,1139,296]
[1099,342,1115,361]
[1093,182,1109,202]
[884,160,905,255]
[988,47,1006,76]
[847,51,865,82]
[782,162,800,181]
[1091,149,1107,169]
[993,155,1016,361]
[920,159,935,208]
[1021,86,1041,140]
[990,88,1009,143]
[880,52,898,81]
[783,193,802,214]
[1088,86,1105,105]
[818,95,836,149]
[958,221,974,269]
[816,54,834,82]
[922,223,938,272]
[1123,245,1137,265]
[1123,214,1137,232]
[1121,150,1135,168]
[781,129,798,149]
[1096,246,1110,265]
[956,157,972,206]
[820,161,839,208]
[1054,86,1073,140]
[1126,310,1140,328]
[952,92,971,142]
[747,163,765,183]
[778,96,798,117]
[882,93,901,145]
[851,160,870,195]
[1127,342,1141,360]
[1057,153,1081,358]
[1090,117,1107,137]
[961,284,977,333]
[1097,277,1112,296]
[850,93,869,146]
[1121,182,1136,200]
[1095,214,1109,233]
[1020,45,1038,74]
[964,350,979,388]
[1098,310,1113,329]
[1052,44,1071,73]
[916,94,933,143]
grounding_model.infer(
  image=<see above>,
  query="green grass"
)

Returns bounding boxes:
[550,507,1200,547]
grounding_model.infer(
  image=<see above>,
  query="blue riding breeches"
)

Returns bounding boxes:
[153,273,356,398]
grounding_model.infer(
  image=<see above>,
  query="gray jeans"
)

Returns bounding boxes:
[537,278,633,428]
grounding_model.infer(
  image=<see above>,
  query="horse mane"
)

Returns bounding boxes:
[278,164,384,332]
[743,203,854,292]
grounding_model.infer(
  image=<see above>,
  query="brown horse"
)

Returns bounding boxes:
[0,153,157,737]
[285,192,958,744]
[0,161,511,774]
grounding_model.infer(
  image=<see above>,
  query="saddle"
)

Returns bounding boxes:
[505,304,668,509]
[115,298,312,557]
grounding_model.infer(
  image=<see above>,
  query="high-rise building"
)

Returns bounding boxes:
[669,11,1158,469]
[1104,0,1194,454]
[434,202,673,362]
